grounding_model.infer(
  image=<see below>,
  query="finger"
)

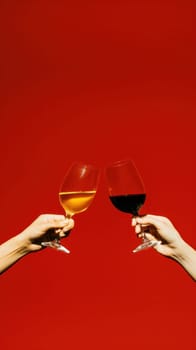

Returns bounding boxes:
[134,215,163,228]
[143,232,159,242]
[138,233,144,239]
[141,214,173,226]
[54,228,62,234]
[59,219,75,237]
[63,218,74,230]
[131,217,137,226]
[135,224,142,234]
[39,214,69,229]
[59,229,71,238]
[47,218,74,240]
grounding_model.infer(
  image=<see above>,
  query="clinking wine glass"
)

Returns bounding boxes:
[42,162,100,253]
[105,159,161,253]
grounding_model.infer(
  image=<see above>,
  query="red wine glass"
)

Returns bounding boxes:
[105,159,161,253]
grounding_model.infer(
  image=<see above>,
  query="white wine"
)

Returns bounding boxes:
[59,190,96,217]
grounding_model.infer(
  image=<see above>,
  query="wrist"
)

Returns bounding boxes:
[0,233,31,275]
[170,238,194,263]
[169,239,196,281]
[12,233,32,256]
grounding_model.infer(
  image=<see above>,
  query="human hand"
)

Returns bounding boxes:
[18,214,74,253]
[132,214,184,258]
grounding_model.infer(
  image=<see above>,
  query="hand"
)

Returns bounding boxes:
[132,214,184,258]
[18,214,74,253]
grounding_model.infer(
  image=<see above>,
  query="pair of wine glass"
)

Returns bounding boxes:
[42,160,161,254]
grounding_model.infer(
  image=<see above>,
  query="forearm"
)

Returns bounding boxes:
[0,235,30,275]
[171,240,196,281]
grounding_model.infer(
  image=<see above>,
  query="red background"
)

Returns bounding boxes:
[0,1,195,349]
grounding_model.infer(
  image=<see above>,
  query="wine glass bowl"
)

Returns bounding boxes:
[105,159,160,253]
[59,162,99,218]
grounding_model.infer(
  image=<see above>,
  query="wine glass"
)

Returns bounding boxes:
[41,162,100,253]
[105,159,161,253]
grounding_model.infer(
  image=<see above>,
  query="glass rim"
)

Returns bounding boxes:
[67,161,99,170]
[106,158,136,169]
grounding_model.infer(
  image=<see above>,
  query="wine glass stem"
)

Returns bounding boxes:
[133,213,148,241]
[66,212,73,219]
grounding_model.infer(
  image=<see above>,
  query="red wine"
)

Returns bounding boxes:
[109,194,146,216]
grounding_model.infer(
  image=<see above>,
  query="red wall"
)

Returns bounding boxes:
[0,1,195,349]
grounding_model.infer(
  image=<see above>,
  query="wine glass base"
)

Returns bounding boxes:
[41,240,70,254]
[132,240,161,253]
[57,245,70,254]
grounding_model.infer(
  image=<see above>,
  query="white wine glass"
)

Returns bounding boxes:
[105,159,161,253]
[42,162,100,253]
